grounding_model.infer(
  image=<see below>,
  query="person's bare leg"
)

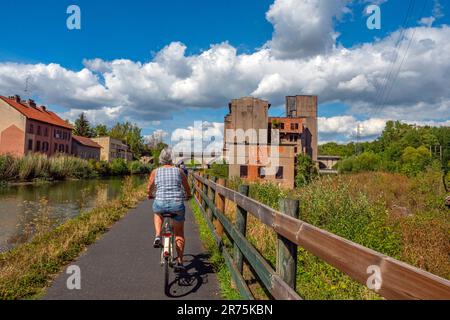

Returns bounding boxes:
[154,214,163,236]
[173,221,185,264]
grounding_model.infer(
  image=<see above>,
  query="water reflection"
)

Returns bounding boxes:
[0,176,146,252]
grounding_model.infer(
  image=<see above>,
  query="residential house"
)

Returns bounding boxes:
[71,135,102,161]
[91,136,133,162]
[0,95,73,157]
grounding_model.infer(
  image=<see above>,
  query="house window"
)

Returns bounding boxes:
[294,147,298,153]
[276,167,284,179]
[37,126,41,136]
[28,140,33,151]
[291,123,295,130]
[36,141,41,152]
[42,142,49,152]
[59,144,64,152]
[65,145,69,153]
[295,123,299,130]
[280,123,285,130]
[55,143,58,152]
[28,124,34,134]
[44,128,48,137]
[258,167,266,178]
[63,132,67,140]
[240,166,248,178]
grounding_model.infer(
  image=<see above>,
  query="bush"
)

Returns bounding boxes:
[110,158,129,176]
[48,156,95,180]
[295,154,318,187]
[337,152,382,174]
[127,161,152,175]
[400,146,433,177]
[206,163,229,179]
[93,160,111,176]
[0,154,143,182]
[0,154,18,181]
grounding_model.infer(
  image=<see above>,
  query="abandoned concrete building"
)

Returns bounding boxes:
[223,95,318,188]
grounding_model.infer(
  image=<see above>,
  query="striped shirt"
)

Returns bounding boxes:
[155,167,185,201]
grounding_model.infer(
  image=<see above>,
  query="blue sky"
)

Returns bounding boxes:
[0,0,449,144]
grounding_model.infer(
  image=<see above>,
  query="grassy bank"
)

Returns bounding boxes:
[0,177,147,300]
[0,154,154,183]
[189,198,241,300]
[223,170,449,300]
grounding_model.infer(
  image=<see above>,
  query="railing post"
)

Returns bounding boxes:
[207,176,216,220]
[214,178,226,238]
[202,174,208,212]
[235,184,249,274]
[188,171,194,195]
[277,198,299,291]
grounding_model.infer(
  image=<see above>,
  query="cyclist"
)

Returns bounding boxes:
[178,161,188,176]
[147,148,192,271]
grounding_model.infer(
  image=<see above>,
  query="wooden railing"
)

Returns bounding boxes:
[189,172,450,300]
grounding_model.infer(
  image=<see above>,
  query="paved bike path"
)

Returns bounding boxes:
[44,200,221,300]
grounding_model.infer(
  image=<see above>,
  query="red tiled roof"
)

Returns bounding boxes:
[72,135,102,149]
[0,96,73,129]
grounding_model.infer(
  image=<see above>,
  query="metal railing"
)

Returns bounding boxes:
[189,172,450,300]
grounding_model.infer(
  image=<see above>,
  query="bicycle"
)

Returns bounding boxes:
[159,212,177,294]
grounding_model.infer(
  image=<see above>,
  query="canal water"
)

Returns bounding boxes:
[0,175,147,252]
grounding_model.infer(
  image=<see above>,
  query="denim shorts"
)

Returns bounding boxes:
[152,200,186,222]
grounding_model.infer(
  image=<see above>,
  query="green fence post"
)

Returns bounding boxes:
[277,198,300,291]
[235,184,249,274]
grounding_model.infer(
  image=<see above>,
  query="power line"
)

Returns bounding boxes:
[369,0,416,119]
[379,0,431,111]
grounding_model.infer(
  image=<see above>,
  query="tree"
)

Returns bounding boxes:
[401,146,433,176]
[295,154,318,187]
[73,113,93,137]
[93,124,108,137]
[151,142,169,165]
[109,122,147,160]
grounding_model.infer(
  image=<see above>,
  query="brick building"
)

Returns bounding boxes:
[224,95,318,188]
[71,135,102,161]
[0,95,73,157]
[91,136,133,162]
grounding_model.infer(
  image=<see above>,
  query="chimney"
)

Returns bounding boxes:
[27,99,37,108]
[41,105,47,112]
[14,95,21,103]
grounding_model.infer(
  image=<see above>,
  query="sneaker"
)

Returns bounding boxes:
[153,236,162,248]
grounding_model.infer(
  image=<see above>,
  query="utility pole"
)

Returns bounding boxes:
[23,75,31,99]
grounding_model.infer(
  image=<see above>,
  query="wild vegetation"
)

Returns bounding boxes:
[189,199,241,300]
[0,177,147,300]
[206,162,229,179]
[319,121,450,180]
[0,154,154,183]
[219,168,449,300]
